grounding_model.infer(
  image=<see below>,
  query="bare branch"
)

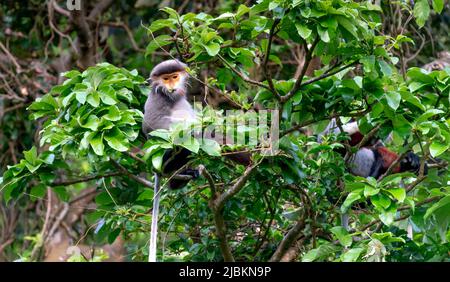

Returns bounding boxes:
[88,0,114,20]
[52,172,120,186]
[217,163,259,210]
[269,218,306,262]
[110,160,154,189]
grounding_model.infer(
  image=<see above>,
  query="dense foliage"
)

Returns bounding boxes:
[1,0,450,262]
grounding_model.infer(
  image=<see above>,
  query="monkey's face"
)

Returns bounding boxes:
[152,71,188,99]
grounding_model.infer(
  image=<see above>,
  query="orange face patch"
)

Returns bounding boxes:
[159,71,183,92]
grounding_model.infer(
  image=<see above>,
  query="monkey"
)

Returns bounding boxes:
[143,59,196,133]
[142,59,199,190]
[349,146,426,179]
[143,59,251,190]
[319,118,427,178]
[318,118,427,230]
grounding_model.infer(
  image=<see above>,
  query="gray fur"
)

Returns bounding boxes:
[349,148,375,177]
[150,59,187,78]
[142,60,195,135]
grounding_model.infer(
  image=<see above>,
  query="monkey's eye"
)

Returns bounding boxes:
[163,77,169,81]
[172,75,178,79]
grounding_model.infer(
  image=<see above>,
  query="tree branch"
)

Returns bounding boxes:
[52,172,120,186]
[217,163,259,210]
[110,160,154,189]
[262,18,282,100]
[217,54,271,91]
[269,217,306,262]
[88,0,114,20]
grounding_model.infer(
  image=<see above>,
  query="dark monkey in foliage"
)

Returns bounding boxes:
[319,118,427,229]
[142,59,199,189]
[319,118,426,178]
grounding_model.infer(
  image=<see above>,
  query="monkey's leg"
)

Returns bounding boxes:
[162,148,199,190]
[149,173,161,262]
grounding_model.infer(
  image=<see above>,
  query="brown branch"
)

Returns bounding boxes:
[262,18,282,100]
[358,196,442,232]
[52,0,71,17]
[199,165,216,195]
[356,123,383,150]
[281,107,371,137]
[269,217,306,262]
[0,42,22,73]
[51,172,120,186]
[217,54,271,91]
[88,0,114,20]
[207,163,259,262]
[216,163,259,210]
[281,37,320,103]
[299,60,358,89]
[96,21,144,52]
[211,206,234,262]
[110,160,154,189]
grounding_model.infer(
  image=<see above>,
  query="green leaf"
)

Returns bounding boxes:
[75,91,88,104]
[330,226,352,248]
[30,184,47,200]
[203,42,221,56]
[148,19,176,33]
[317,26,330,43]
[302,243,340,262]
[295,23,312,39]
[414,0,431,27]
[342,190,362,212]
[103,105,121,122]
[364,186,379,197]
[386,188,406,203]
[161,7,179,19]
[424,195,450,219]
[151,150,165,171]
[378,60,392,77]
[341,248,364,262]
[432,0,444,13]
[371,193,392,210]
[180,137,200,153]
[201,139,221,156]
[53,186,70,202]
[337,16,358,38]
[104,129,129,152]
[385,91,401,110]
[80,115,100,131]
[430,141,449,158]
[24,147,38,165]
[98,86,118,105]
[87,91,100,107]
[379,208,396,226]
[149,129,171,141]
[416,109,444,123]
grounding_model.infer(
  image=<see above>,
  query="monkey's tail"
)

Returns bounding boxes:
[149,173,161,262]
